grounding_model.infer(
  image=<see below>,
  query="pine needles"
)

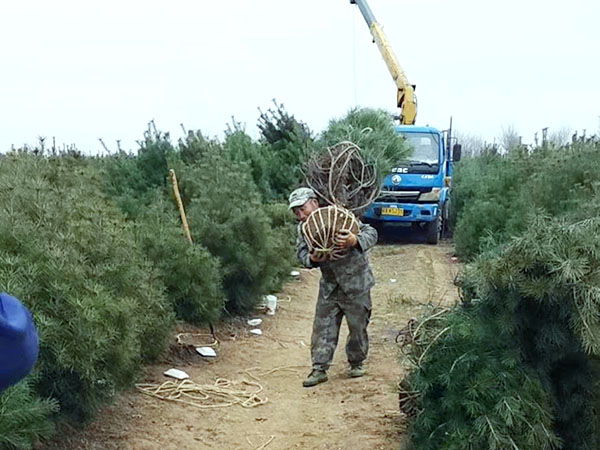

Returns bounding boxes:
[402,216,600,449]
[0,380,58,450]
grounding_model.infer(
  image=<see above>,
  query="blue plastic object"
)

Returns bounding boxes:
[0,293,39,391]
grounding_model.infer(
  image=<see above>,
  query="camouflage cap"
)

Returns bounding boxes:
[288,187,316,210]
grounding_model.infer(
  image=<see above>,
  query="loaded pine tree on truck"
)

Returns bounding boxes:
[350,0,462,244]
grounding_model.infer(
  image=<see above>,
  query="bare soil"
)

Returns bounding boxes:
[43,236,460,450]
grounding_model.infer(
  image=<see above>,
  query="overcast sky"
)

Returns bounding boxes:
[1,0,599,154]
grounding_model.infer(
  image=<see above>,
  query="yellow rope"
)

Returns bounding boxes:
[135,378,267,409]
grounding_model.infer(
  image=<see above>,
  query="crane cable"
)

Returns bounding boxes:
[352,6,358,107]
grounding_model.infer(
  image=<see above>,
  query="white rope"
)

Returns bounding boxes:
[135,378,267,409]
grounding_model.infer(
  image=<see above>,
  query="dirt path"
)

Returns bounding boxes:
[45,241,459,450]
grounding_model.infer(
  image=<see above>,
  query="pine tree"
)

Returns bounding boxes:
[404,216,600,449]
[0,380,58,450]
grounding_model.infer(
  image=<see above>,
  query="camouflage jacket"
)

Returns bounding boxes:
[296,221,377,298]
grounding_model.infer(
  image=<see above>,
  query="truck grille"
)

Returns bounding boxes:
[375,187,431,203]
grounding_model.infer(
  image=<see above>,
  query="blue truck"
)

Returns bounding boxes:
[361,124,461,244]
[350,0,461,243]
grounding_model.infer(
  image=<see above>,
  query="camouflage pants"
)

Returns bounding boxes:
[311,286,372,371]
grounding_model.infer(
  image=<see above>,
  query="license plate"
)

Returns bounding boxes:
[382,207,404,216]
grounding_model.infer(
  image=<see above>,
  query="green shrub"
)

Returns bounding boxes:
[451,140,600,260]
[406,307,559,450]
[101,152,155,218]
[0,154,173,422]
[260,201,297,293]
[135,129,174,189]
[257,101,314,200]
[101,129,174,218]
[171,147,293,315]
[224,125,273,200]
[404,216,600,449]
[100,131,226,325]
[133,193,225,324]
[0,380,58,450]
[177,129,222,166]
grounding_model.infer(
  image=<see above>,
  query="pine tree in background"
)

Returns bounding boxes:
[102,124,175,218]
[102,122,296,320]
[100,130,228,325]
[258,100,312,148]
[177,128,222,166]
[171,142,294,315]
[257,100,314,199]
[224,121,273,200]
[450,140,600,260]
[136,123,174,190]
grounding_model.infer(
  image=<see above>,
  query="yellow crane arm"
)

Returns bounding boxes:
[351,0,417,125]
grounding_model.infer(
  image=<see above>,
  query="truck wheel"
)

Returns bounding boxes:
[426,215,441,245]
[441,202,449,239]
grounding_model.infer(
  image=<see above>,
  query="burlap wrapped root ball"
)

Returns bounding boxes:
[301,205,359,261]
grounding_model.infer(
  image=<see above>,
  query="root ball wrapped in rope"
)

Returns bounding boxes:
[301,205,359,261]
[305,141,380,215]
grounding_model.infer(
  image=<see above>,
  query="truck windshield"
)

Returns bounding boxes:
[403,133,439,165]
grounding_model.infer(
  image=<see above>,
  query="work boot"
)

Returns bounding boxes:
[349,364,366,378]
[302,369,328,387]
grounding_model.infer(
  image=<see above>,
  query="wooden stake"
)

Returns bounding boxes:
[169,169,193,244]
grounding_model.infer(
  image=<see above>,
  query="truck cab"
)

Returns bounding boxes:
[361,125,460,244]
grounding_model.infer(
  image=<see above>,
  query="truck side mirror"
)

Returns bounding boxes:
[453,144,462,162]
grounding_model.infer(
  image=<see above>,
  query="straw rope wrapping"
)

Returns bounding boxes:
[305,141,380,214]
[394,306,451,418]
[301,205,360,261]
[135,378,267,409]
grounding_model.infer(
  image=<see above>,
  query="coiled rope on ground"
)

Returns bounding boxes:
[135,365,310,410]
[135,377,267,409]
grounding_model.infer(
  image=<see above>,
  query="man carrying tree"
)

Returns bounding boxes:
[289,187,378,387]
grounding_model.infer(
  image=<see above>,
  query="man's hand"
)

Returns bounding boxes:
[329,248,347,261]
[309,249,327,263]
[335,229,358,249]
